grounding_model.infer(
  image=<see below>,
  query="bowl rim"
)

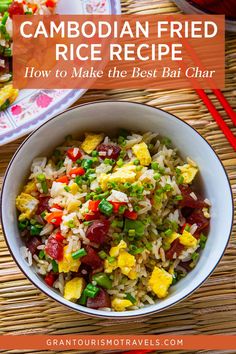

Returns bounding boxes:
[0,100,234,319]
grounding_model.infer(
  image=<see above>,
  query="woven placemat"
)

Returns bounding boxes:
[0,1,236,353]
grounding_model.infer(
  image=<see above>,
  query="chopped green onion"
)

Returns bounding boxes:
[154,173,161,181]
[185,224,191,232]
[118,136,125,145]
[104,158,114,166]
[146,242,153,251]
[81,159,93,170]
[75,176,83,186]
[125,293,136,304]
[175,195,183,201]
[4,47,11,57]
[83,221,92,226]
[52,260,58,273]
[118,205,127,214]
[92,273,112,290]
[91,150,99,157]
[191,252,199,261]
[151,162,159,170]
[71,248,87,260]
[133,159,140,166]
[1,12,8,25]
[30,224,43,236]
[177,175,184,185]
[78,291,87,305]
[92,157,98,163]
[84,283,100,298]
[128,229,136,237]
[107,256,116,264]
[124,219,145,238]
[18,220,29,231]
[136,165,142,172]
[64,186,70,192]
[161,137,172,148]
[165,229,173,237]
[37,173,46,182]
[67,220,75,228]
[164,184,172,192]
[199,234,207,249]
[38,250,45,260]
[117,158,124,167]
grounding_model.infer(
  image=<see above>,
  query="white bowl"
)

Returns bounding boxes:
[1,101,233,318]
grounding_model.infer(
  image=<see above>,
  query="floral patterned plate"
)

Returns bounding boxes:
[0,0,121,146]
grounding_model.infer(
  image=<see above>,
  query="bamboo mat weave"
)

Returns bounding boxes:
[0,1,236,353]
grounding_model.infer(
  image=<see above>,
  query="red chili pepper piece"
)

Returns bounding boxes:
[51,204,63,210]
[87,288,111,309]
[45,236,64,261]
[46,211,63,227]
[69,167,85,176]
[45,272,56,287]
[166,239,185,260]
[89,200,101,212]
[97,143,121,160]
[86,219,110,245]
[8,2,24,18]
[81,246,103,270]
[67,148,82,162]
[56,175,69,184]
[124,210,138,220]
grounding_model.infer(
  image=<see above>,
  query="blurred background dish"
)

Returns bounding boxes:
[173,0,236,32]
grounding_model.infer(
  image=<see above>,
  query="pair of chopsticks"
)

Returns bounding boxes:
[196,89,236,151]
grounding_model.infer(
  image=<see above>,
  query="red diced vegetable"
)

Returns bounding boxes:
[187,209,209,232]
[67,148,82,161]
[81,247,103,270]
[97,144,121,160]
[87,288,111,309]
[46,211,63,227]
[89,200,101,212]
[86,219,110,245]
[166,239,185,260]
[69,167,85,176]
[45,236,64,261]
[26,236,41,255]
[45,272,56,287]
[51,204,63,210]
[124,210,138,220]
[56,175,69,184]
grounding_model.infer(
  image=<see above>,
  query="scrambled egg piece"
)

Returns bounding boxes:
[179,230,197,248]
[99,165,136,190]
[58,246,81,273]
[64,277,85,302]
[81,133,104,154]
[132,142,151,166]
[148,266,173,299]
[110,240,127,257]
[177,164,198,184]
[163,232,180,249]
[111,298,133,311]
[23,180,37,194]
[66,200,81,213]
[0,84,19,108]
[105,240,137,280]
[16,193,39,221]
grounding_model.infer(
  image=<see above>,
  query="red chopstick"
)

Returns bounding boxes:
[196,89,236,151]
[213,89,236,126]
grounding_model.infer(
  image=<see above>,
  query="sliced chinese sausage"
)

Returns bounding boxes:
[87,288,111,309]
[187,209,209,232]
[80,246,104,270]
[86,219,110,245]
[97,144,121,160]
[26,237,41,255]
[166,239,185,260]
[45,235,64,261]
[36,197,50,215]
[179,185,206,209]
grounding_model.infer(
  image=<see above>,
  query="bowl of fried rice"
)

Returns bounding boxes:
[1,101,233,318]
